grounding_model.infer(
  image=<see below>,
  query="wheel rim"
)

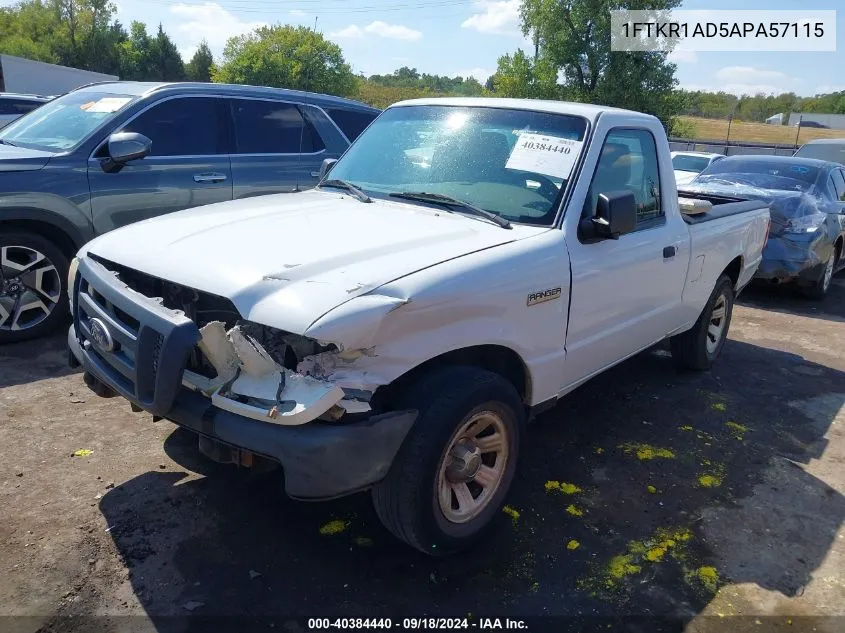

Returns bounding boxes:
[0,245,61,332]
[437,409,510,524]
[705,293,728,355]
[822,253,834,292]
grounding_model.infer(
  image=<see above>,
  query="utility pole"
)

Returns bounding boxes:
[794,114,802,149]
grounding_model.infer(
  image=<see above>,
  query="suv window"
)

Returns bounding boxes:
[0,98,44,115]
[121,97,225,156]
[831,169,845,201]
[232,99,324,154]
[324,107,378,141]
[584,128,662,227]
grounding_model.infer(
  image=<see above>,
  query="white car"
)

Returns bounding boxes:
[68,98,770,554]
[672,151,725,185]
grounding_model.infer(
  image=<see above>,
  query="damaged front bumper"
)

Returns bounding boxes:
[754,233,831,285]
[68,256,417,499]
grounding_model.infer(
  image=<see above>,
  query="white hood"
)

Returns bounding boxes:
[85,189,539,333]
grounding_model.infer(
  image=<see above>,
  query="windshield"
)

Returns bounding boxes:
[326,105,589,225]
[672,154,711,173]
[0,91,137,152]
[696,158,820,193]
[794,143,845,164]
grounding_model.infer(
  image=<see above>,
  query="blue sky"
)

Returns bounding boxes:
[3,0,843,95]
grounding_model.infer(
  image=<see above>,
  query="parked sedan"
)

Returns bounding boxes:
[680,155,845,299]
[794,138,845,165]
[671,151,725,185]
[0,81,380,343]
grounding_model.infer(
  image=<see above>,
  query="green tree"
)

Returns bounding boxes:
[213,25,356,97]
[491,49,558,99]
[118,20,157,79]
[507,0,683,127]
[0,0,64,64]
[186,40,214,82]
[150,23,184,80]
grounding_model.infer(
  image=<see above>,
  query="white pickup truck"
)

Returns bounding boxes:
[68,98,770,554]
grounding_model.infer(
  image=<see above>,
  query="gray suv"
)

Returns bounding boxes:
[0,82,380,342]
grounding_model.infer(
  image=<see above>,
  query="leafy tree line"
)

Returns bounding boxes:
[10,0,843,129]
[0,0,214,81]
[676,89,845,123]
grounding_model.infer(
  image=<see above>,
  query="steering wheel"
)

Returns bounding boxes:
[530,174,562,202]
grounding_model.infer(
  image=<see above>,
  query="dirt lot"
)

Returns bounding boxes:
[1,276,844,633]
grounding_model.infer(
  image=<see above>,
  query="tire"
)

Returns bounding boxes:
[671,274,734,371]
[0,230,69,344]
[801,247,837,300]
[371,366,524,555]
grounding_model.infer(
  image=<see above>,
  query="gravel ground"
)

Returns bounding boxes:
[1,275,843,633]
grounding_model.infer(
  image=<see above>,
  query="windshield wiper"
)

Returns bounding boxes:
[389,191,512,229]
[318,179,372,203]
[0,139,18,147]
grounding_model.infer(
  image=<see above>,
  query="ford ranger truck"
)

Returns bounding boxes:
[67,98,770,555]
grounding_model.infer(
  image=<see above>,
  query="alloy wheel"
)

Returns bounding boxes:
[0,245,61,331]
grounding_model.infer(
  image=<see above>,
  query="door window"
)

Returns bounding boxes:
[324,107,378,141]
[232,99,324,154]
[830,169,845,201]
[121,97,225,157]
[583,128,663,229]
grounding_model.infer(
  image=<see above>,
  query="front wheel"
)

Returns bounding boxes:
[671,274,735,371]
[371,366,524,555]
[0,231,69,344]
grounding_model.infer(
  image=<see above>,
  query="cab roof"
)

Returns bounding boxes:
[390,97,656,124]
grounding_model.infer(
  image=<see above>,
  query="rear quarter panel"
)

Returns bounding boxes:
[678,208,769,330]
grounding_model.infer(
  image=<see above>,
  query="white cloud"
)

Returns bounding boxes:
[332,21,422,41]
[668,48,698,64]
[454,67,493,82]
[682,66,798,95]
[714,66,789,82]
[170,2,265,59]
[816,85,845,95]
[331,25,364,39]
[461,0,521,35]
[290,9,306,16]
[364,21,422,41]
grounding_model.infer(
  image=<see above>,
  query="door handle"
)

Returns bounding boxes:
[663,246,677,258]
[193,172,227,183]
[310,171,320,178]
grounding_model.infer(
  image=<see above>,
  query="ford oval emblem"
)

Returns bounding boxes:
[88,318,115,352]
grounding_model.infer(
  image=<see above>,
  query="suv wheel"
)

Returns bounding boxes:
[371,366,523,555]
[0,231,69,344]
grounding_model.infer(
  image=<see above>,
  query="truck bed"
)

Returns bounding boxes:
[677,190,770,225]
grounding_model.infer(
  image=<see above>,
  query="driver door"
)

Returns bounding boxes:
[560,126,689,390]
[88,96,232,234]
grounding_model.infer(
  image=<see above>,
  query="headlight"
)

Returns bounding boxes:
[67,256,80,311]
[785,212,826,234]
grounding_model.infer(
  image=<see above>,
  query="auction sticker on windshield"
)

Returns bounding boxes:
[506,133,583,179]
[80,97,132,113]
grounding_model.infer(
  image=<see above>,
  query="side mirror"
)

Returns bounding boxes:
[319,158,337,181]
[580,191,638,241]
[102,132,151,172]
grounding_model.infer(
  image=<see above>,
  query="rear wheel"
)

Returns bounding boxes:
[0,231,68,344]
[802,247,837,300]
[671,274,734,371]
[371,366,523,555]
